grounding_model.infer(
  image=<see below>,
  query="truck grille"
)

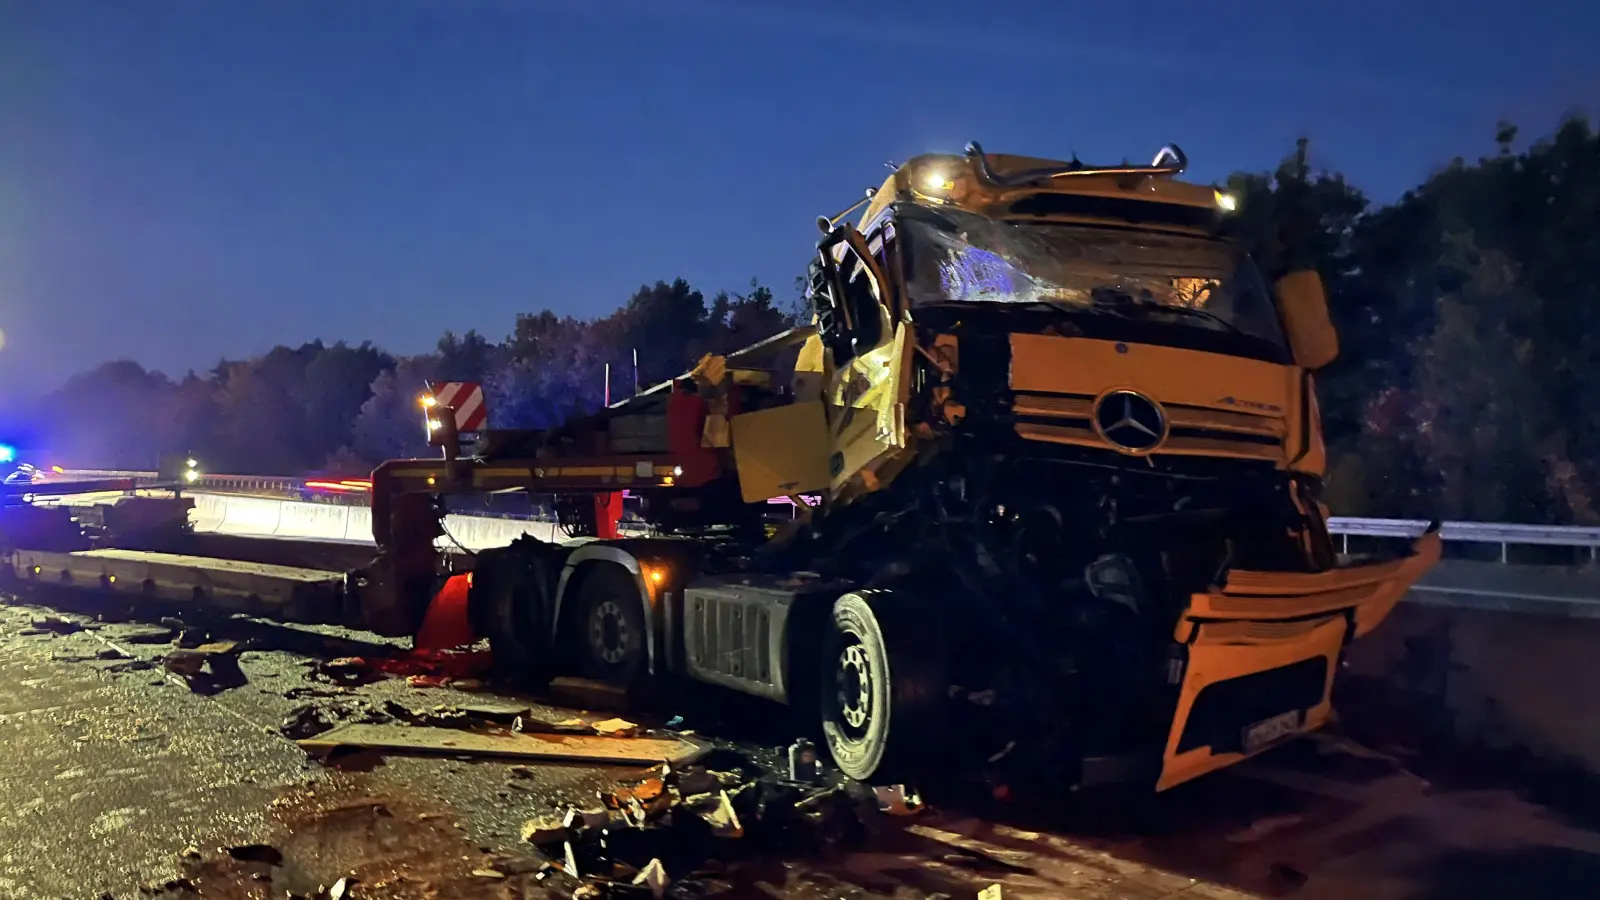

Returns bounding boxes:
[1013,390,1288,462]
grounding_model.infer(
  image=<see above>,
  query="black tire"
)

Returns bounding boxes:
[571,564,650,688]
[819,589,945,782]
[471,548,552,684]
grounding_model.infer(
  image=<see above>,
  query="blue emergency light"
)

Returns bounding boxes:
[0,444,16,464]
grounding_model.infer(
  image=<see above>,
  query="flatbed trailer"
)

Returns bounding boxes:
[7,547,351,623]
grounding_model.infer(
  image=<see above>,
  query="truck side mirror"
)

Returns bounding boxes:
[1275,270,1339,370]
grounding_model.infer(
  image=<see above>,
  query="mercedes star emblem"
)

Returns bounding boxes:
[1093,390,1167,453]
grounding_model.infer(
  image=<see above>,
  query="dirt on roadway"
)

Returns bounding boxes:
[2,589,1598,900]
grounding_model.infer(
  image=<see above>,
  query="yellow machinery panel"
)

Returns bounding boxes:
[730,400,832,503]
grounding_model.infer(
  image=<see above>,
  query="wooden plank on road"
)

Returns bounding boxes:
[297,723,707,766]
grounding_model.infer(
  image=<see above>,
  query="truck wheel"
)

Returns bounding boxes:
[472,550,551,684]
[573,564,649,687]
[819,590,944,782]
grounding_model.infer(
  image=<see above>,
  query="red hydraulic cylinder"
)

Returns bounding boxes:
[594,492,623,540]
[414,571,476,651]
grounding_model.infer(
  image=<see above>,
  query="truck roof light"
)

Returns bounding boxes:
[921,168,955,193]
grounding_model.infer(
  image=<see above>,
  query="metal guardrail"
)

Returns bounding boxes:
[60,469,303,494]
[1327,517,1600,563]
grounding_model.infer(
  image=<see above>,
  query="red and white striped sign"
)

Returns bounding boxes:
[427,381,488,432]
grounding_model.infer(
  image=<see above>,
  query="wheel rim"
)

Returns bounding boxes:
[835,641,873,732]
[588,599,630,665]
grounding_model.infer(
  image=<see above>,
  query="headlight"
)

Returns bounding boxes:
[921,168,956,193]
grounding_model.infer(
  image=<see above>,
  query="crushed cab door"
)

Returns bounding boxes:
[811,224,914,502]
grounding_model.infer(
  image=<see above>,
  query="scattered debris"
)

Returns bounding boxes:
[978,885,1003,900]
[689,789,745,839]
[162,649,208,677]
[226,843,285,866]
[372,648,493,680]
[162,641,247,690]
[674,769,741,796]
[31,615,83,635]
[95,646,132,661]
[280,705,338,740]
[788,737,824,783]
[280,696,396,740]
[138,876,197,895]
[873,784,926,816]
[521,816,570,847]
[317,656,376,685]
[113,624,178,644]
[283,686,352,700]
[633,858,669,898]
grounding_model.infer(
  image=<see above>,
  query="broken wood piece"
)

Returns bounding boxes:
[297,723,708,766]
[634,859,670,899]
[514,715,596,735]
[691,789,744,839]
[591,717,640,737]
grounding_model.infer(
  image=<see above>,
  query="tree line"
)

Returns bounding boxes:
[33,278,799,478]
[28,118,1600,524]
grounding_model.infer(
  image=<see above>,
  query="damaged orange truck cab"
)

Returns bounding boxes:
[364,141,1439,794]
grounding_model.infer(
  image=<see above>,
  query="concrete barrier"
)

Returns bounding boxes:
[190,494,567,550]
[439,514,560,549]
[345,506,373,543]
[211,496,284,536]
[190,494,229,533]
[275,501,353,542]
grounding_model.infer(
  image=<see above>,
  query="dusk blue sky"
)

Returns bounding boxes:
[1,0,1595,405]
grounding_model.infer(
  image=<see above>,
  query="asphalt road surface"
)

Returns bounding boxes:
[2,590,1598,900]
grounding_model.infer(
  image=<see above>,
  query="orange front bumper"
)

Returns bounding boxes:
[1156,532,1441,791]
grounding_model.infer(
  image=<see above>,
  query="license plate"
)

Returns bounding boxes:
[1242,710,1302,754]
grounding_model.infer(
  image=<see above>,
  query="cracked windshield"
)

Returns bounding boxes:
[902,205,1289,355]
